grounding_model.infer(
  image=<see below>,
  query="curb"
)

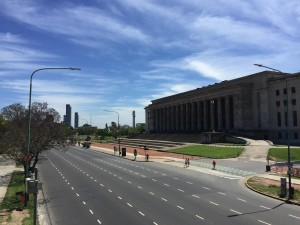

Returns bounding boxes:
[244,176,300,206]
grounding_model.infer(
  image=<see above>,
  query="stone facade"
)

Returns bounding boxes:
[145,71,300,144]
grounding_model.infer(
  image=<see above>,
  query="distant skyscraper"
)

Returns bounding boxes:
[74,112,79,128]
[66,104,72,127]
[132,110,136,128]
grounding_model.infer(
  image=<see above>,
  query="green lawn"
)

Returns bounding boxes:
[168,145,244,158]
[0,171,35,225]
[269,148,300,161]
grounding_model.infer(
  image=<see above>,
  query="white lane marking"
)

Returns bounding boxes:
[202,187,210,190]
[161,174,166,176]
[138,211,145,216]
[196,215,204,220]
[128,181,132,184]
[100,184,104,187]
[163,183,170,187]
[218,192,226,195]
[161,198,168,202]
[192,194,200,198]
[153,222,158,225]
[230,209,242,214]
[137,186,142,189]
[149,192,155,195]
[152,179,157,182]
[119,177,122,179]
[89,210,94,215]
[71,187,74,190]
[258,220,271,225]
[141,175,146,178]
[209,201,219,206]
[172,177,178,180]
[186,181,193,184]
[289,214,300,220]
[177,189,184,192]
[177,205,184,210]
[237,198,247,202]
[260,205,271,210]
[127,203,133,207]
[83,201,86,205]
[108,189,112,193]
[76,193,80,196]
[118,196,122,200]
[97,219,102,224]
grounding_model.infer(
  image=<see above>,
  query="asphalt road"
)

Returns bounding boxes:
[38,146,300,225]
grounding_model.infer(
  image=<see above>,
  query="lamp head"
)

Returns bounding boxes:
[70,67,81,70]
[253,64,263,67]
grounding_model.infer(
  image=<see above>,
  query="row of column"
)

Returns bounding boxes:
[150,96,234,133]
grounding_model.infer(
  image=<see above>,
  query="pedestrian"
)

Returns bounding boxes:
[146,153,149,161]
[187,158,190,167]
[134,149,137,160]
[184,158,187,168]
[119,149,121,156]
[212,160,216,170]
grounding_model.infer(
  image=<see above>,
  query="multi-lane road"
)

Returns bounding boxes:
[38,146,300,225]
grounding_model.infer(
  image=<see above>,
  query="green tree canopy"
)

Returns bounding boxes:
[0,102,70,171]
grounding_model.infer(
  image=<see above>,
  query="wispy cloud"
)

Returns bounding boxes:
[0,1,151,47]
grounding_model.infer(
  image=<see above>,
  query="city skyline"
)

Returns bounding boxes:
[1,0,300,128]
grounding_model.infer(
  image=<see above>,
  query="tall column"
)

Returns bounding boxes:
[175,105,179,131]
[203,100,208,130]
[191,102,195,131]
[225,96,230,130]
[186,103,190,132]
[181,104,185,131]
[218,98,223,130]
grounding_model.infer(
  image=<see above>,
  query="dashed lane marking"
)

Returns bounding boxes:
[196,215,204,220]
[258,220,271,225]
[237,198,247,202]
[209,201,219,206]
[289,214,300,220]
[177,205,184,210]
[260,205,271,210]
[230,209,242,215]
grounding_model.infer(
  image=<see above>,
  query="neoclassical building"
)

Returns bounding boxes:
[145,71,300,144]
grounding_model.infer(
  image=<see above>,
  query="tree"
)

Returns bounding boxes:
[0,102,70,174]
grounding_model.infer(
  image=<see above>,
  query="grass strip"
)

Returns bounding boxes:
[168,145,243,158]
[247,177,300,202]
[269,148,300,161]
[0,171,35,225]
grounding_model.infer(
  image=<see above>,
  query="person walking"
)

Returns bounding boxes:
[184,158,187,168]
[134,149,137,161]
[212,160,216,170]
[187,158,190,167]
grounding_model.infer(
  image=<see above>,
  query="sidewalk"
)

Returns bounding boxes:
[90,142,300,184]
[0,164,17,205]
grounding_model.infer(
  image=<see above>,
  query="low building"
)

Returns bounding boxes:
[145,71,300,144]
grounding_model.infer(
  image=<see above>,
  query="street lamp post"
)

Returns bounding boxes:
[26,67,80,225]
[26,67,81,177]
[104,110,120,152]
[254,64,293,200]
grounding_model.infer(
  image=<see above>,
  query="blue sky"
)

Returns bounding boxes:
[1,0,300,128]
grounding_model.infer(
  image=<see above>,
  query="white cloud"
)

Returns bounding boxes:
[0,1,151,47]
